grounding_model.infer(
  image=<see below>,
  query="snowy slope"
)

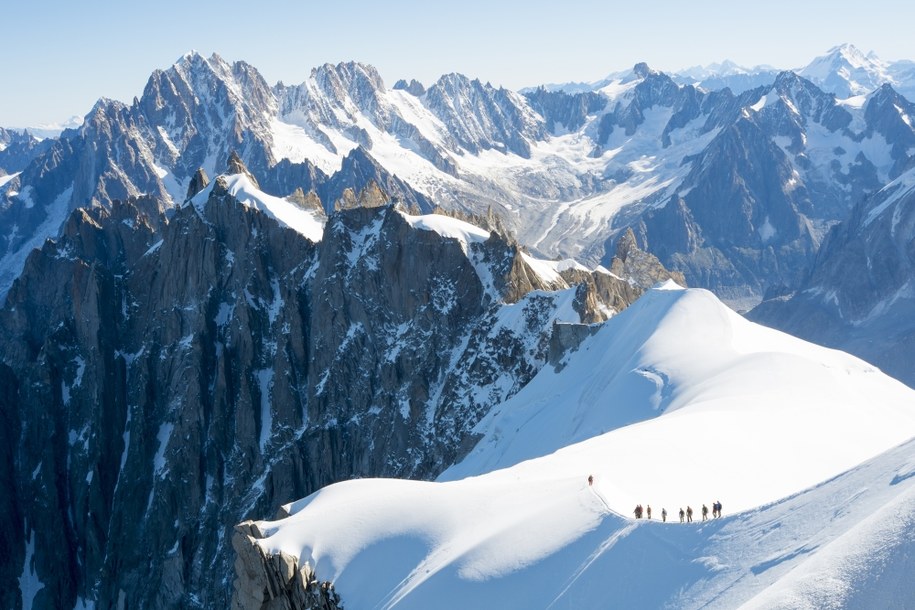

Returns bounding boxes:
[249,284,915,609]
[799,44,893,98]
[190,172,325,242]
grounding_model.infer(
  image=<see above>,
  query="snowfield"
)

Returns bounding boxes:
[251,284,915,609]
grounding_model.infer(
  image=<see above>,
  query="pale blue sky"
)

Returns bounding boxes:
[2,0,912,127]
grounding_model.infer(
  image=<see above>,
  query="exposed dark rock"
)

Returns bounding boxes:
[185,167,210,200]
[232,522,342,610]
[523,88,607,133]
[227,150,260,188]
[393,78,426,96]
[286,188,325,214]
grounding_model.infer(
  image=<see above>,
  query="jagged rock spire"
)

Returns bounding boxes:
[226,150,260,189]
[333,180,389,211]
[185,167,210,201]
[611,227,686,289]
[286,187,325,215]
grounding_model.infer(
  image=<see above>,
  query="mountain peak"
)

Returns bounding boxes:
[633,62,653,79]
[799,44,891,97]
[312,61,386,93]
[826,43,871,64]
[225,151,260,188]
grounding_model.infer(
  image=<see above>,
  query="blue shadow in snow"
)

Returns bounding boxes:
[750,544,818,575]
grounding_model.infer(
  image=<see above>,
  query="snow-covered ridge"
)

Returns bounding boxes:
[398,210,608,290]
[249,285,915,609]
[399,211,490,246]
[0,172,20,190]
[190,172,325,242]
[863,165,915,226]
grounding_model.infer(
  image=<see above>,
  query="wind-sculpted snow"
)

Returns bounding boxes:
[249,285,915,609]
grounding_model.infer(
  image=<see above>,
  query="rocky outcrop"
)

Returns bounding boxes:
[286,188,324,214]
[393,78,426,97]
[610,228,686,290]
[185,167,210,200]
[333,179,388,211]
[227,151,260,188]
[232,522,342,610]
[547,321,600,368]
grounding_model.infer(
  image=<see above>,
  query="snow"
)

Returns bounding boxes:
[757,216,776,242]
[153,422,173,477]
[270,117,349,175]
[19,530,45,609]
[863,166,915,227]
[400,212,490,247]
[0,185,73,298]
[257,368,274,453]
[837,94,867,109]
[518,252,565,286]
[252,285,915,609]
[142,239,164,258]
[190,173,325,242]
[215,302,235,327]
[749,89,780,112]
[0,171,20,190]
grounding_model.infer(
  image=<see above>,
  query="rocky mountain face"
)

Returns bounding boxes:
[0,154,680,609]
[749,164,915,388]
[0,128,53,175]
[0,54,431,298]
[6,51,915,307]
[604,67,915,307]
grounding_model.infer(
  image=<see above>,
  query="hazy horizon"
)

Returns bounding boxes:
[2,0,913,127]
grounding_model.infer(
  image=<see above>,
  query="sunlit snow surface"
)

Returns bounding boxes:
[253,284,915,609]
[189,173,325,242]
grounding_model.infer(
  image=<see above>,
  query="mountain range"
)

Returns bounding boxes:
[3,44,915,308]
[0,152,681,609]
[3,43,915,609]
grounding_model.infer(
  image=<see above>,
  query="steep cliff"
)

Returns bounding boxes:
[1,158,679,608]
